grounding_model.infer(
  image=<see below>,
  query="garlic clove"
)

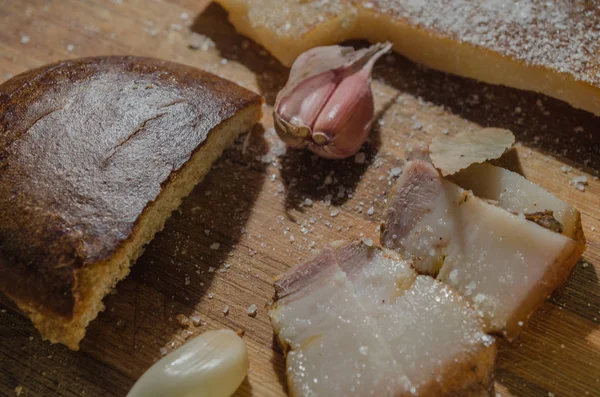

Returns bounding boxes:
[278,72,338,130]
[127,329,248,397]
[273,42,392,159]
[310,68,375,159]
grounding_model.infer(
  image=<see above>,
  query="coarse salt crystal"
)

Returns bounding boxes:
[354,152,366,164]
[247,304,258,317]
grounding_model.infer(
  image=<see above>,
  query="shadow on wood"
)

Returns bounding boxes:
[191,2,288,106]
[362,38,600,171]
[270,334,288,396]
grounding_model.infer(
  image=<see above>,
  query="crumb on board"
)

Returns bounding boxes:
[176,314,190,327]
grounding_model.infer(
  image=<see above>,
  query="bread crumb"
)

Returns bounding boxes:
[15,386,23,396]
[176,314,190,327]
[210,242,220,250]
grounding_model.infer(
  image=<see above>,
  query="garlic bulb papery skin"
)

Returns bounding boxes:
[273,42,392,159]
[127,330,249,397]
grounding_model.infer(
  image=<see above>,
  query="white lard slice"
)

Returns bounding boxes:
[381,160,584,338]
[271,242,496,396]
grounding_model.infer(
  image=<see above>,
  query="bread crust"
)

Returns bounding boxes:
[0,56,262,348]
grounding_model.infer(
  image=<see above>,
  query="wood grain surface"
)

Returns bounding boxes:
[0,1,599,396]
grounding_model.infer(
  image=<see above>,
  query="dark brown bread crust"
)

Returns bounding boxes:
[0,56,261,319]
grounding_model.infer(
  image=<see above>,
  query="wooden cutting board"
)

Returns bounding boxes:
[0,1,599,396]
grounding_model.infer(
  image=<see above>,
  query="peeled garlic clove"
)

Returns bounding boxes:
[274,42,392,159]
[127,329,248,397]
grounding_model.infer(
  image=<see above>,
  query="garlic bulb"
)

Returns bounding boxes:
[127,330,249,397]
[274,42,392,159]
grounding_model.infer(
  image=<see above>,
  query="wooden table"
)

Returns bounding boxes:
[1,1,599,396]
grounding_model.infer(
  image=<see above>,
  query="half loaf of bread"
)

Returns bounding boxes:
[0,56,262,350]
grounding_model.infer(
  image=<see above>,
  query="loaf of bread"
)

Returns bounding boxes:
[0,56,262,350]
[217,0,600,116]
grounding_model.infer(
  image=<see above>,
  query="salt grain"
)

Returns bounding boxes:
[572,175,588,185]
[210,242,220,250]
[361,238,374,247]
[223,305,229,316]
[247,304,258,317]
[20,35,30,44]
[354,152,366,164]
[390,167,402,177]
